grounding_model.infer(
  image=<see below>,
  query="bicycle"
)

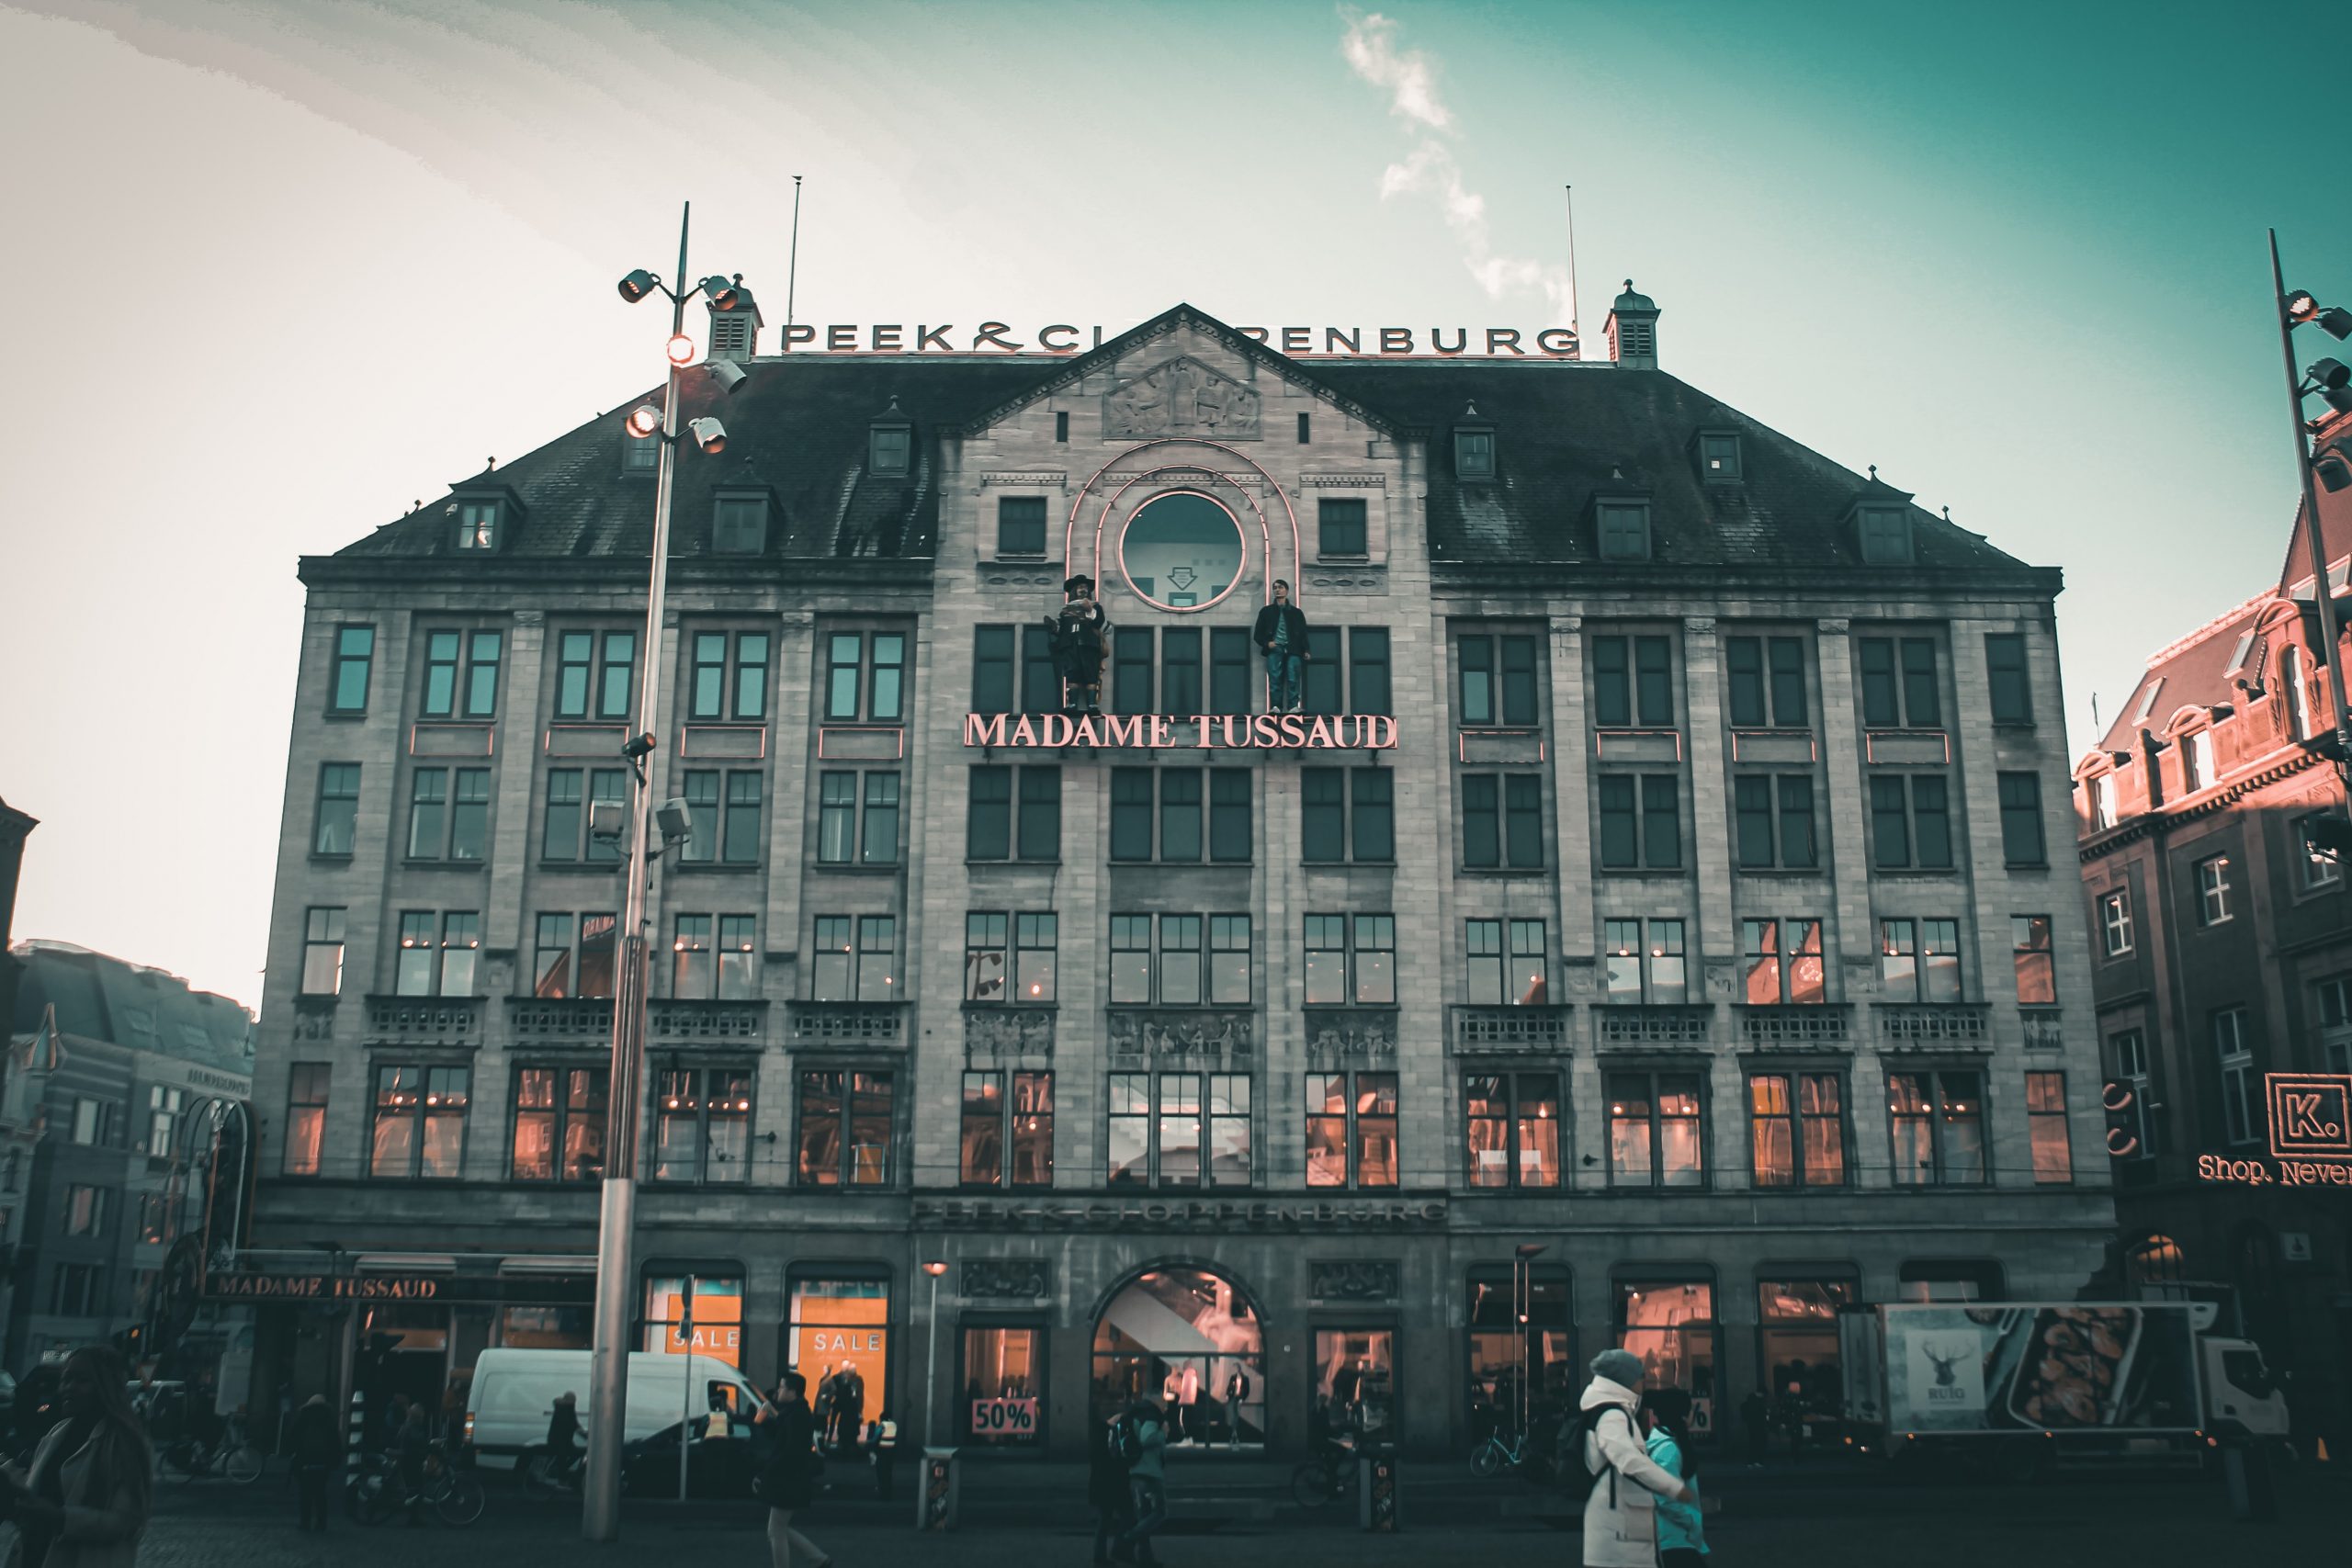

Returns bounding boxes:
[1468,1426,1554,1482]
[1290,1441,1356,1506]
[162,1420,264,1485]
[356,1442,482,1527]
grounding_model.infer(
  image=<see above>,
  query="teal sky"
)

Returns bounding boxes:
[1,0,2339,1004]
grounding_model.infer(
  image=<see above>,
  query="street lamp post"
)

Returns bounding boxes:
[922,1260,950,1446]
[1512,1243,1546,1439]
[582,201,748,1543]
[2269,230,2352,807]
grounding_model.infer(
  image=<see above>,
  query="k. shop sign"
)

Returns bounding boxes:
[2267,1074,2352,1157]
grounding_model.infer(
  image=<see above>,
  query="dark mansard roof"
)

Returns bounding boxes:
[311,303,2042,585]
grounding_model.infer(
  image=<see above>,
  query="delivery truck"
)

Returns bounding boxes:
[1838,1301,2285,1472]
[463,1348,768,1471]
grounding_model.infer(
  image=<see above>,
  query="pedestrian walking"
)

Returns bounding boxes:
[758,1372,831,1568]
[1252,581,1311,713]
[1109,1399,1167,1566]
[1571,1349,1695,1568]
[288,1393,339,1533]
[0,1345,154,1568]
[1088,1407,1134,1564]
[546,1391,582,1485]
[864,1411,897,1500]
[830,1361,865,1452]
[1643,1390,1710,1568]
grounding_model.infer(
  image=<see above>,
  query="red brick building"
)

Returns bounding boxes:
[2074,479,2352,1435]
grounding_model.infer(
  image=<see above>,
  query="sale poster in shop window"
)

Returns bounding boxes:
[789,1279,890,1412]
[645,1277,744,1367]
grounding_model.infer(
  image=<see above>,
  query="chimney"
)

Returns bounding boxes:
[1604,279,1659,369]
[707,276,763,363]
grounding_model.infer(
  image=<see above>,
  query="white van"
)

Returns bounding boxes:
[464,1348,767,1469]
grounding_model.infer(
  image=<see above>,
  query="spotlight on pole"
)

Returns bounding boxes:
[2307,357,2351,390]
[617,269,659,304]
[699,275,740,310]
[2319,450,2352,492]
[687,416,728,455]
[666,333,697,367]
[708,358,749,395]
[626,403,662,438]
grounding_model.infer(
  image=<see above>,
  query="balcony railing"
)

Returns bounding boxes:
[1594,1005,1712,1046]
[1875,1003,1991,1045]
[789,1002,907,1047]
[1452,1005,1574,1054]
[365,995,482,1046]
[1737,1005,1851,1047]
[2021,1009,2064,1051]
[647,1000,766,1043]
[508,998,616,1043]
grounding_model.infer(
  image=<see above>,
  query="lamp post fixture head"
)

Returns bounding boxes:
[626,403,662,438]
[617,268,660,304]
[699,274,741,310]
[922,1260,949,1278]
[666,333,697,367]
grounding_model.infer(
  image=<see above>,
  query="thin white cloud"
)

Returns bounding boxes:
[1339,6,1573,322]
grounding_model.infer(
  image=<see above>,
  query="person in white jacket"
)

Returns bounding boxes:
[1577,1349,1695,1568]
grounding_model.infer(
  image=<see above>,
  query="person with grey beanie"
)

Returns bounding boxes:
[1574,1349,1695,1568]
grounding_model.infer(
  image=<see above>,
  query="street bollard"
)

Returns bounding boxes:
[916,1445,960,1531]
[1358,1443,1399,1532]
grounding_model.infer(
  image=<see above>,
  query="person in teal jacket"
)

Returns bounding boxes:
[1642,1389,1708,1566]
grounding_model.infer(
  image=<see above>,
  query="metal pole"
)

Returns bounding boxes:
[924,1269,943,1446]
[677,1275,695,1503]
[1564,184,1581,348]
[584,199,691,1543]
[786,176,803,333]
[2270,230,2352,801]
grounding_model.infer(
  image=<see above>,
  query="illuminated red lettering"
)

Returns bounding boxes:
[1148,716,1172,747]
[963,714,1005,748]
[1040,713,1073,748]
[1102,715,1145,748]
[1250,715,1281,749]
[1009,716,1038,748]
[917,324,953,351]
[1278,713,1306,747]
[1306,716,1337,748]
[1191,715,1213,748]
[1070,716,1101,748]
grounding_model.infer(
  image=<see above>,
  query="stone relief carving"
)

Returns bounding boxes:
[1310,1260,1400,1302]
[962,1258,1051,1299]
[965,1008,1055,1058]
[1106,1010,1254,1066]
[1102,356,1261,440]
[1304,1010,1397,1065]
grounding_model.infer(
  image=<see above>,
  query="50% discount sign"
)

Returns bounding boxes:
[968,1396,1038,1436]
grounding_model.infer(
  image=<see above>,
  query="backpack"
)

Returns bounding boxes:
[1556,1404,1637,1505]
[1109,1413,1144,1468]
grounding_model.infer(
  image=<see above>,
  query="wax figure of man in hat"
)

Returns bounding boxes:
[1046,574,1110,716]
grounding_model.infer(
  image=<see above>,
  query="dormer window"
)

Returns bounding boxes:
[711,494,770,556]
[1596,500,1652,561]
[1697,432,1742,483]
[1454,403,1496,479]
[1858,507,1911,565]
[2183,727,2215,793]
[453,501,502,552]
[870,400,913,477]
[2090,773,2118,830]
[623,432,658,474]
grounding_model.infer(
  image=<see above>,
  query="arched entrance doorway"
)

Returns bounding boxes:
[1091,1265,1265,1449]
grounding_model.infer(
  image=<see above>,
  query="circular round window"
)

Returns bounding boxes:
[1118,491,1245,612]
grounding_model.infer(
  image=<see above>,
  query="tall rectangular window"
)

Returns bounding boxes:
[1111,769,1154,862]
[796,1070,896,1187]
[1900,638,1940,726]
[1888,1070,1985,1186]
[330,626,374,713]
[2012,916,2055,1005]
[1985,633,2032,725]
[974,626,1016,713]
[1021,625,1057,714]
[2197,854,2233,925]
[1208,770,1250,862]
[2111,1030,2156,1158]
[672,914,714,998]
[960,1070,1055,1187]
[448,768,490,861]
[555,632,594,718]
[369,1066,469,1180]
[407,768,447,859]
[2026,1071,2072,1183]
[997,496,1048,557]
[827,634,864,720]
[418,632,458,716]
[966,913,1009,1003]
[1303,626,1342,715]
[2216,1009,2256,1144]
[1013,767,1060,861]
[1210,628,1252,716]
[1159,917,1203,1006]
[718,914,758,999]
[1318,497,1367,556]
[967,768,1012,860]
[1304,915,1348,1005]
[1110,915,1152,1005]
[680,771,720,863]
[1159,769,1203,862]
[1014,914,1057,1002]
[598,632,636,721]
[2100,889,2133,956]
[511,1066,608,1181]
[723,773,762,863]
[1209,916,1251,1004]
[1642,775,1681,867]
[817,773,856,863]
[1114,628,1155,715]
[1748,1072,1846,1187]
[1594,637,1631,726]
[1161,628,1203,716]
[300,908,345,996]
[870,634,905,721]
[1464,1071,1562,1188]
[1301,768,1346,863]
[1606,1070,1706,1188]
[1352,769,1396,861]
[1461,637,1495,724]
[313,763,360,857]
[1349,628,1392,715]
[862,773,900,863]
[283,1063,330,1176]
[1997,773,2046,865]
[1305,1072,1398,1188]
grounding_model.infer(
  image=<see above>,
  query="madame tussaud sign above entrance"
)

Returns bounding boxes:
[964,712,1399,751]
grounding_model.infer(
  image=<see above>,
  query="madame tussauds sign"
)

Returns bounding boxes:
[964,712,1399,751]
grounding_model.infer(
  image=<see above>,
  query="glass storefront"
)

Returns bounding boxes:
[1757,1278,1853,1419]
[961,1325,1045,1448]
[787,1275,890,1450]
[1467,1268,1572,1440]
[1310,1326,1396,1441]
[500,1304,591,1349]
[1618,1279,1718,1438]
[1091,1267,1264,1448]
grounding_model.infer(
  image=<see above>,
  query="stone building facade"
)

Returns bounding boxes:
[2073,484,2352,1429]
[240,294,2111,1457]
